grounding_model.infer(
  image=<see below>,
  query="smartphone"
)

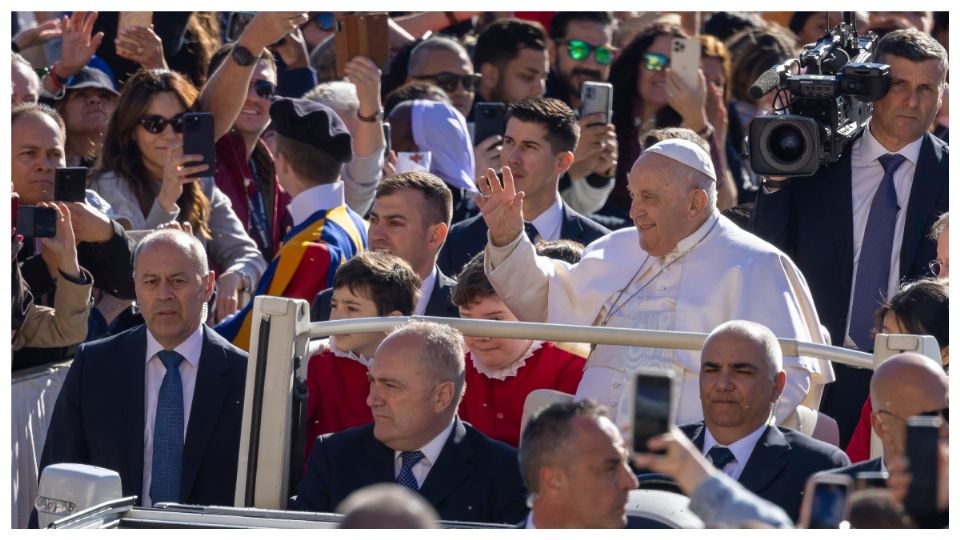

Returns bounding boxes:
[580,82,613,126]
[854,471,888,491]
[12,193,19,230]
[225,11,255,42]
[334,13,389,78]
[181,112,216,179]
[54,167,88,203]
[473,102,507,146]
[903,415,942,517]
[118,12,153,33]
[16,206,58,238]
[629,367,675,455]
[382,121,392,158]
[671,37,702,90]
[798,474,852,529]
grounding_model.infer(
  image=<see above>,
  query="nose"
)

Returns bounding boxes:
[534,77,546,97]
[628,197,644,222]
[366,380,382,407]
[503,144,522,167]
[620,462,639,490]
[715,369,735,391]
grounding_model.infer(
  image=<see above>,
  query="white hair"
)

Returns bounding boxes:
[134,229,209,277]
[303,81,359,117]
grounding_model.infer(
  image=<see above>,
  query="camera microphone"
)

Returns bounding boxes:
[748,59,798,100]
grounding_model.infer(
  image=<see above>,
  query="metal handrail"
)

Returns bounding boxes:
[306,316,875,370]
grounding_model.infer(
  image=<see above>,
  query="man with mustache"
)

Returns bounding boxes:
[545,12,620,219]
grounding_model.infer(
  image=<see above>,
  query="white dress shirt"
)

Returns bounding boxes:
[414,266,438,316]
[392,419,456,488]
[287,181,346,227]
[843,124,924,348]
[702,423,769,481]
[142,326,204,507]
[527,195,564,242]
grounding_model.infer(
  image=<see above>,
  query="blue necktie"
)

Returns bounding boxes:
[524,222,541,243]
[151,350,185,506]
[707,446,736,472]
[396,450,425,492]
[849,153,906,351]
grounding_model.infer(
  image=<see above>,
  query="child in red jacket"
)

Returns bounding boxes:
[453,253,586,447]
[304,252,421,463]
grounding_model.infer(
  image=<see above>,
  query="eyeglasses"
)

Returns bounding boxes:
[252,79,277,100]
[929,258,945,277]
[877,407,949,423]
[642,52,670,72]
[315,12,335,32]
[558,39,616,65]
[412,72,482,93]
[139,113,185,134]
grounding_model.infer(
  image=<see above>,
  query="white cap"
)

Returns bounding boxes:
[642,139,717,182]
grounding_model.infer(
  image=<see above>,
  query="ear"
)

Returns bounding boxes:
[771,371,786,402]
[425,222,448,251]
[202,271,216,302]
[275,151,290,175]
[433,380,455,413]
[480,62,499,92]
[555,150,575,176]
[540,465,565,495]
[689,188,709,217]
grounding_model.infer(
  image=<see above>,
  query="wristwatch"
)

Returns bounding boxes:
[356,108,384,123]
[231,45,255,67]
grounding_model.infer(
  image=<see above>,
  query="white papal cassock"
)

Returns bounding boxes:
[484,211,833,427]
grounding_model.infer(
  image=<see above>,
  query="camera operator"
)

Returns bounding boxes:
[750,29,949,447]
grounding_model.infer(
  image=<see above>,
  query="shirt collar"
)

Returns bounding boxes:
[394,417,456,468]
[414,266,439,316]
[661,211,720,265]
[287,181,346,226]
[471,340,544,380]
[857,121,924,167]
[703,421,770,468]
[528,195,564,240]
[145,326,203,369]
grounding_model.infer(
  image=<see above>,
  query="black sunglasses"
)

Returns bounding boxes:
[139,112,186,134]
[253,79,277,100]
[412,72,482,93]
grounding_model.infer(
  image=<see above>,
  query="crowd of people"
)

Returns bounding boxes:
[11,10,948,529]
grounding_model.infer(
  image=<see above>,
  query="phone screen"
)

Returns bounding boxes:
[54,167,88,203]
[808,482,849,528]
[631,373,671,454]
[903,416,942,517]
[182,113,216,179]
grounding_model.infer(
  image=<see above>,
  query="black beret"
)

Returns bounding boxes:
[269,97,353,162]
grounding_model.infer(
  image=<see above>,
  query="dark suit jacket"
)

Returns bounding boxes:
[290,418,528,524]
[750,132,948,445]
[681,423,850,522]
[826,457,883,479]
[437,201,611,277]
[39,325,248,507]
[310,266,460,322]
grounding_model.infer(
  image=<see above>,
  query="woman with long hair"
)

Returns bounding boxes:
[89,69,266,323]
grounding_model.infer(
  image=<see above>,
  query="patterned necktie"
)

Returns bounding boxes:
[396,450,425,492]
[849,153,906,351]
[150,350,185,506]
[524,222,541,243]
[707,446,736,473]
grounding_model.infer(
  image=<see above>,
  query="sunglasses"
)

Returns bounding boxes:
[315,12,335,32]
[412,72,482,93]
[558,39,615,65]
[252,79,277,100]
[642,52,670,72]
[139,112,185,134]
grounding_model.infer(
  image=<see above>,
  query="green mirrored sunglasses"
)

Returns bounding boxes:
[560,39,615,65]
[642,52,670,72]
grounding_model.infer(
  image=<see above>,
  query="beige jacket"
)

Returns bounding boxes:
[12,268,93,351]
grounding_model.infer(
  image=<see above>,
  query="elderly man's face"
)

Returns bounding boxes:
[367,333,453,451]
[12,62,40,106]
[12,114,65,204]
[699,332,784,442]
[408,48,475,118]
[557,415,638,528]
[134,237,214,350]
[627,153,703,257]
